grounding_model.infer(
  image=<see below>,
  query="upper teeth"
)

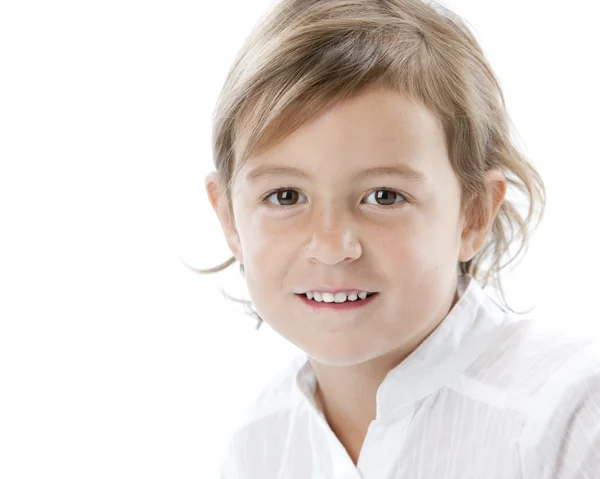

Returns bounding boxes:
[305,291,370,303]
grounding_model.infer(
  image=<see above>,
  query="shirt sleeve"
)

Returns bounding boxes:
[552,379,600,478]
[219,436,241,479]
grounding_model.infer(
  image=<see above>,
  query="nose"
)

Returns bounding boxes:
[304,224,362,266]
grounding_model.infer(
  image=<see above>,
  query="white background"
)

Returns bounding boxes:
[1,0,599,477]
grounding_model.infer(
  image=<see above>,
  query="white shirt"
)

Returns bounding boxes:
[219,275,600,478]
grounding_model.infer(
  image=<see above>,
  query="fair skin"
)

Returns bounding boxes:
[205,84,507,466]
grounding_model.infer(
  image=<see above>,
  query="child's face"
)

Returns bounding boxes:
[207,84,503,366]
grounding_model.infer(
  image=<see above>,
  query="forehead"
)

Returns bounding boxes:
[235,86,449,183]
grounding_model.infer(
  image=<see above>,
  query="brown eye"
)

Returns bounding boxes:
[265,189,304,207]
[364,189,406,206]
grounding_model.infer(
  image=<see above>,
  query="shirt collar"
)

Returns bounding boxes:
[294,273,517,420]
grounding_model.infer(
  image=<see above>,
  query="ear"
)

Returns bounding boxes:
[204,171,244,265]
[459,168,507,262]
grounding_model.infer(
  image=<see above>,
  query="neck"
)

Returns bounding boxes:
[309,283,461,426]
[310,348,416,466]
[310,343,415,426]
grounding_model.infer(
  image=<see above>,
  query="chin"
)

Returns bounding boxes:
[305,338,383,367]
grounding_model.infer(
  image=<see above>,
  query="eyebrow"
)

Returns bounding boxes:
[245,164,427,184]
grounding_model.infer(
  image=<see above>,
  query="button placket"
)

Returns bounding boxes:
[356,404,415,478]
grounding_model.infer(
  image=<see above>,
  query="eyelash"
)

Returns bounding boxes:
[261,187,409,210]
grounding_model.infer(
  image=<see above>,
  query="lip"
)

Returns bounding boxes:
[295,292,379,310]
[299,287,377,294]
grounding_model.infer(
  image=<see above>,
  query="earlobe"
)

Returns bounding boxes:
[204,172,222,214]
[204,172,244,265]
[458,229,478,263]
[458,169,507,263]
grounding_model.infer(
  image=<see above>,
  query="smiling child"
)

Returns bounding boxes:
[197,0,600,477]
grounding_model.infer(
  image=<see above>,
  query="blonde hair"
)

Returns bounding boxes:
[192,0,546,330]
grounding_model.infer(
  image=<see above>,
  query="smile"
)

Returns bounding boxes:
[296,292,379,310]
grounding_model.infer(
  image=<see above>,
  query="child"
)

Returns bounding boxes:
[198,0,600,477]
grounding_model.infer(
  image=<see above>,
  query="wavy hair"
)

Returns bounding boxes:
[190,0,546,330]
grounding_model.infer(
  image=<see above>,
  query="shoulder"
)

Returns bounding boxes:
[233,352,307,431]
[467,318,600,400]
[507,321,600,428]
[470,319,600,477]
[218,353,307,477]
[518,327,600,478]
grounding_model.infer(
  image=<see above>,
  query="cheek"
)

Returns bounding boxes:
[239,209,314,266]
[237,218,297,300]
[234,207,276,259]
[241,217,293,266]
[374,220,421,264]
[375,215,457,272]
